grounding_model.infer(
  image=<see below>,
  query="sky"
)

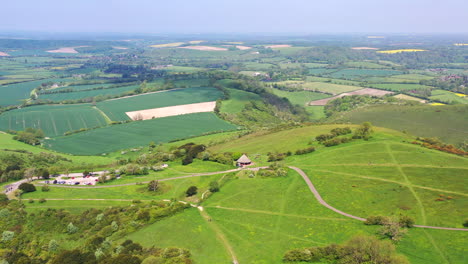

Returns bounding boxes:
[1,0,467,34]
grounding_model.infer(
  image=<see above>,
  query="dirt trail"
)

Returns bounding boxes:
[199,208,239,264]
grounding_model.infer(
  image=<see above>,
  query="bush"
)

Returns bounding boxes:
[67,222,78,234]
[0,193,8,202]
[295,146,315,155]
[186,186,198,197]
[39,198,46,203]
[28,199,34,203]
[399,215,415,228]
[18,182,36,193]
[365,215,387,225]
[209,181,220,193]
[147,180,159,192]
[41,185,50,192]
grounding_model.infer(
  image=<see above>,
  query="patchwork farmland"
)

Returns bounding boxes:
[0,104,109,137]
[37,84,139,102]
[97,87,223,121]
[0,78,72,106]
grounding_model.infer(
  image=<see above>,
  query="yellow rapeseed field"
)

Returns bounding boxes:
[430,102,446,106]
[455,93,466,97]
[377,49,427,54]
[454,43,468,46]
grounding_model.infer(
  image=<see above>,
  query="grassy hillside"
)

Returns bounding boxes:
[220,88,261,114]
[335,104,468,145]
[44,112,237,155]
[0,104,109,137]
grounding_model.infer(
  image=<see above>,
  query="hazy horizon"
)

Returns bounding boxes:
[1,0,467,34]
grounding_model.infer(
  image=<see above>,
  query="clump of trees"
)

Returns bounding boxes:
[295,146,315,155]
[257,163,288,178]
[12,128,45,145]
[186,186,198,197]
[283,235,409,263]
[352,122,373,140]
[365,215,414,241]
[315,126,357,147]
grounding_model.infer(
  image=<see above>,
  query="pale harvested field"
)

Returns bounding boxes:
[351,47,379,50]
[189,40,204,44]
[309,88,393,106]
[150,42,185,48]
[265,44,292,48]
[126,101,217,120]
[0,51,10,56]
[179,46,228,51]
[113,46,128,50]
[236,45,252,50]
[47,46,89,54]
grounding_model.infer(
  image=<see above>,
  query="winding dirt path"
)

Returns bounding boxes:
[288,166,468,232]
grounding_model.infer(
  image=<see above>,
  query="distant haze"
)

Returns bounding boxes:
[1,0,467,34]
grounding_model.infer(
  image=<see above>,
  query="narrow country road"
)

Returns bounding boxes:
[3,165,467,231]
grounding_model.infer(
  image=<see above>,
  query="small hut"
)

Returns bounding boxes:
[236,154,252,167]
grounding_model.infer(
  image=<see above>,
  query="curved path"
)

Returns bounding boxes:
[5,166,467,231]
[289,166,468,232]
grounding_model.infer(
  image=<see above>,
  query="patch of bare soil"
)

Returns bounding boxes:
[47,46,89,54]
[0,51,10,56]
[126,101,217,120]
[265,44,292,48]
[178,46,228,51]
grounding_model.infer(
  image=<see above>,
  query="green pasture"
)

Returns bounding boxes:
[328,69,403,79]
[270,88,330,106]
[370,83,433,91]
[0,132,114,165]
[220,88,261,113]
[337,104,468,145]
[0,78,71,106]
[287,140,468,228]
[44,112,237,155]
[344,61,391,69]
[0,104,109,137]
[430,90,468,104]
[38,84,139,102]
[273,80,361,94]
[24,200,133,214]
[96,87,223,121]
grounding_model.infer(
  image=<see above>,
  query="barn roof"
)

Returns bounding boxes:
[237,154,251,163]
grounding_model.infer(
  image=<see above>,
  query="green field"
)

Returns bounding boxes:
[44,112,237,155]
[328,69,403,79]
[337,104,468,145]
[0,78,71,106]
[370,83,434,91]
[97,87,223,121]
[273,80,361,94]
[430,90,468,104]
[0,104,109,137]
[52,82,115,91]
[344,61,391,69]
[0,132,113,165]
[270,88,330,106]
[220,88,261,113]
[38,84,139,102]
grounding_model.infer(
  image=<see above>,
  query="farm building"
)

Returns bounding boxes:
[236,154,252,167]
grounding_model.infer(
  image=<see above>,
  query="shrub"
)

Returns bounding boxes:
[147,180,159,192]
[67,222,78,234]
[39,198,46,203]
[18,182,36,193]
[41,185,50,192]
[209,181,220,193]
[28,199,34,203]
[295,146,315,155]
[186,186,198,197]
[365,215,387,225]
[1,231,14,241]
[399,215,415,228]
[0,193,8,202]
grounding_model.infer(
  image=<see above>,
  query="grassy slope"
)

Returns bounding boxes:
[430,90,468,104]
[44,112,238,155]
[336,104,468,145]
[270,88,330,106]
